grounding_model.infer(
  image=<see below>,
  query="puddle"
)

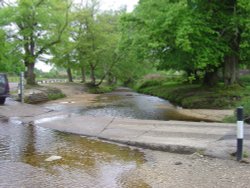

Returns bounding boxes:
[0,119,149,187]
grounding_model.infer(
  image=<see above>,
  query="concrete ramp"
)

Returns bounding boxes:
[35,115,242,158]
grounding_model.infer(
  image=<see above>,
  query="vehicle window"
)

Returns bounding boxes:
[0,76,6,84]
[0,76,5,93]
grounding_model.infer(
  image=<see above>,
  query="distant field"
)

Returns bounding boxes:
[8,77,19,82]
[8,76,68,83]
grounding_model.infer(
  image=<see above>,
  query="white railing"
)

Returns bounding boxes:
[37,79,67,84]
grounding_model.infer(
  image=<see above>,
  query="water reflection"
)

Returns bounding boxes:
[0,118,149,187]
[44,87,211,122]
[45,88,182,121]
[82,89,176,120]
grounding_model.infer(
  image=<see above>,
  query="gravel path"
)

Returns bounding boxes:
[123,150,250,188]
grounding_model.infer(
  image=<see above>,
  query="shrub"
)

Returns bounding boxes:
[47,93,65,100]
[136,79,164,90]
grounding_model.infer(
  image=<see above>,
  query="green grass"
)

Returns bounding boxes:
[243,151,249,158]
[223,115,236,123]
[135,78,250,123]
[8,76,20,82]
[47,93,66,100]
[135,79,250,110]
[86,84,116,94]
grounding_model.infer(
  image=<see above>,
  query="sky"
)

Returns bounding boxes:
[101,0,139,12]
[36,0,139,72]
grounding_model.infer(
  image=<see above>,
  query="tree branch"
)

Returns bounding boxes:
[35,2,71,58]
[35,0,46,7]
[95,52,123,86]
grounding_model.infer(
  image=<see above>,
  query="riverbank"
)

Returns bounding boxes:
[135,80,250,122]
[36,82,232,122]
[15,81,235,122]
[136,81,246,109]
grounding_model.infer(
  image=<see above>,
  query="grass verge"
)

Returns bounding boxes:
[86,83,116,94]
[135,79,250,122]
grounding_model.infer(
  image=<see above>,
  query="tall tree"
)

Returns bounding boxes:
[0,0,70,85]
[71,0,122,86]
[121,0,250,86]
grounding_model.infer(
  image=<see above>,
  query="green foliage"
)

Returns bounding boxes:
[44,86,66,100]
[223,115,236,123]
[51,1,125,85]
[243,151,249,158]
[136,78,249,109]
[86,84,116,94]
[136,79,163,90]
[120,0,250,85]
[239,74,250,85]
[0,0,70,84]
[0,29,24,73]
[47,93,66,100]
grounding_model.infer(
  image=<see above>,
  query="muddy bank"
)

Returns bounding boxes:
[166,108,233,122]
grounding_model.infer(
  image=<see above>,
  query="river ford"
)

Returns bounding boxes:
[0,84,249,187]
[0,115,250,188]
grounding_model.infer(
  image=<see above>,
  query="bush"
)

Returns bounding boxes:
[240,75,250,85]
[137,79,163,90]
[47,93,65,100]
[86,84,116,94]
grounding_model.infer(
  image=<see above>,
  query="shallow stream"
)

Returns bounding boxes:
[0,117,151,187]
[45,87,206,122]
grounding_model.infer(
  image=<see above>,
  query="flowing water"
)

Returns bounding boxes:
[45,87,205,122]
[0,87,211,187]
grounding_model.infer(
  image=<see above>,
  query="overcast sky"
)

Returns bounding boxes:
[100,0,139,12]
[36,0,139,72]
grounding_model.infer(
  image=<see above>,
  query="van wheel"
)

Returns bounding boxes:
[0,97,6,104]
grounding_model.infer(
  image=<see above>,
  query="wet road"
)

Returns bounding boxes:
[1,116,250,188]
[0,117,150,187]
[1,85,249,187]
[0,85,250,188]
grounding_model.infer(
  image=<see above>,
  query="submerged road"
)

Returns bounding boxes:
[1,98,249,160]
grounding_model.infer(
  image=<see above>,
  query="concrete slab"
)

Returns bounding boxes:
[36,115,114,137]
[0,100,248,159]
[0,98,50,117]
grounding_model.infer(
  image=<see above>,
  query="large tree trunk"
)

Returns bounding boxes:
[107,73,116,85]
[203,70,219,87]
[223,55,239,85]
[223,33,240,85]
[25,63,36,85]
[81,66,86,83]
[24,36,36,85]
[222,1,240,86]
[90,65,96,85]
[67,68,73,82]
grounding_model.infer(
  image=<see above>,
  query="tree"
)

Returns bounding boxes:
[0,28,23,73]
[71,0,122,86]
[117,12,153,85]
[50,25,77,82]
[121,0,250,86]
[0,0,70,85]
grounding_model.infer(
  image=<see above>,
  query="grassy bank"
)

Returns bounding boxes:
[23,85,66,104]
[85,83,117,94]
[135,78,250,122]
